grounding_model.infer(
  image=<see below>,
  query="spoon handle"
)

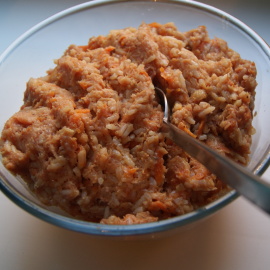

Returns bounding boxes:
[163,120,270,214]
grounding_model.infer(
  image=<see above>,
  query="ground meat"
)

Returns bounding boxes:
[0,22,257,224]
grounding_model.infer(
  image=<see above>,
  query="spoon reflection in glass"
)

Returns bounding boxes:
[155,86,270,215]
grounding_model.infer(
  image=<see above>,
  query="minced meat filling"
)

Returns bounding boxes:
[0,22,256,224]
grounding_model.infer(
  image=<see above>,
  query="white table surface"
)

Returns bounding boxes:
[1,1,270,269]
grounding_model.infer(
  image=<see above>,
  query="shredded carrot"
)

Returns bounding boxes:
[186,129,196,138]
[149,201,167,212]
[139,70,148,76]
[78,45,88,51]
[105,46,115,53]
[75,109,90,114]
[184,127,197,138]
[166,87,181,95]
[197,119,205,136]
[159,66,165,73]
[119,36,126,46]
[78,81,90,90]
[148,22,161,28]
[179,123,197,138]
[128,168,137,175]
[46,91,55,97]
[50,97,58,102]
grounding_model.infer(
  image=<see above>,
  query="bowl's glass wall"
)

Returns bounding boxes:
[1,0,270,236]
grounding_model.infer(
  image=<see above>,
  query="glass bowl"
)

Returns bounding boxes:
[1,0,270,237]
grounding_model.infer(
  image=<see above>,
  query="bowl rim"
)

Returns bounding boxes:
[0,0,270,236]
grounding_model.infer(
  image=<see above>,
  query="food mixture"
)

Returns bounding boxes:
[0,23,257,224]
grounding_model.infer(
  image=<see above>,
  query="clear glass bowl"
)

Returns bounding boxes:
[1,0,270,236]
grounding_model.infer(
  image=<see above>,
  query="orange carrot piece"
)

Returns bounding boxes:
[78,45,88,51]
[178,123,197,138]
[197,119,205,136]
[75,109,90,114]
[148,22,161,28]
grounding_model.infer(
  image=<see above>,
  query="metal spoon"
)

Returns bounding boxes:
[155,86,270,214]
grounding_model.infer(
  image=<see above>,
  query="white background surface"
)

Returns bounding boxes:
[1,0,270,269]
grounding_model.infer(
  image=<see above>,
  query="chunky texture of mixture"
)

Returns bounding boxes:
[0,23,257,224]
